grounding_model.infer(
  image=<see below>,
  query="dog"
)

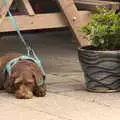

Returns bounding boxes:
[0,53,46,99]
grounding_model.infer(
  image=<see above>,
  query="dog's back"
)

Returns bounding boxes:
[0,53,22,89]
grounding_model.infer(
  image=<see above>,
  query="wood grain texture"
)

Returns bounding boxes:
[0,0,13,25]
[0,11,90,32]
[21,0,35,15]
[56,0,91,46]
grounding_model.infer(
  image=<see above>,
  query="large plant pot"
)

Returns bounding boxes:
[78,46,120,92]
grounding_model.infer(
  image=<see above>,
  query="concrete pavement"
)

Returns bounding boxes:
[0,30,120,120]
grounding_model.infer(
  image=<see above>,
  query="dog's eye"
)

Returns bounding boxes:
[25,82,33,86]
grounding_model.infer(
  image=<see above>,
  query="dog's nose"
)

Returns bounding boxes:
[19,95,32,99]
[16,92,33,99]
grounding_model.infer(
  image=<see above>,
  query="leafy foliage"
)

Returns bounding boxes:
[79,7,120,50]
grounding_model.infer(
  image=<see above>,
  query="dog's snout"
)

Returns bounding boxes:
[15,85,33,99]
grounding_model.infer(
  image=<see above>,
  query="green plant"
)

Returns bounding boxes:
[79,7,120,50]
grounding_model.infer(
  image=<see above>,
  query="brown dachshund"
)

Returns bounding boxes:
[0,53,46,99]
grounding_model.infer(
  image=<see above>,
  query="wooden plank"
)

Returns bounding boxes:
[89,0,120,10]
[0,11,90,32]
[74,0,120,11]
[75,1,107,12]
[21,0,35,15]
[0,0,13,25]
[75,0,120,5]
[56,0,91,46]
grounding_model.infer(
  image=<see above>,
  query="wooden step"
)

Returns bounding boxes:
[74,0,120,11]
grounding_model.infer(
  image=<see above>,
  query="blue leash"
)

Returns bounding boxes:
[8,10,36,57]
[4,0,38,58]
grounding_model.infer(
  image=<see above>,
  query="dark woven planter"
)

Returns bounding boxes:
[78,46,120,92]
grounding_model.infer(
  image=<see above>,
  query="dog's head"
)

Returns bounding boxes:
[13,71,35,99]
[4,60,46,99]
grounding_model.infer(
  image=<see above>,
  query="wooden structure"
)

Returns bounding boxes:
[0,0,120,46]
[75,0,120,12]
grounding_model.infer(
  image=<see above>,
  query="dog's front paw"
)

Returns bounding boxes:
[34,84,46,97]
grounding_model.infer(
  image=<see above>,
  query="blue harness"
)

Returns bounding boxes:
[4,55,46,86]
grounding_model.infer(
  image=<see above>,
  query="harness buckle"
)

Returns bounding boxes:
[26,46,33,57]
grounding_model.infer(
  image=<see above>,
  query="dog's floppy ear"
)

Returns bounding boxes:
[32,71,46,97]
